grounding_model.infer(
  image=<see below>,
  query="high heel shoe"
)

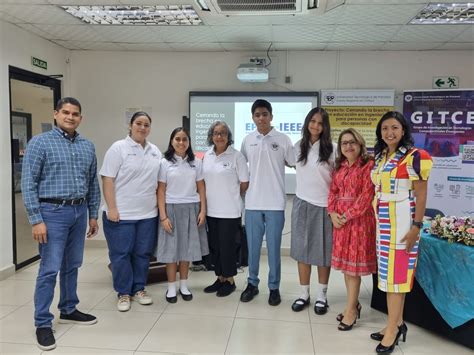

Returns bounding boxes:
[371,322,408,342]
[375,324,406,354]
[338,318,357,331]
[336,302,361,322]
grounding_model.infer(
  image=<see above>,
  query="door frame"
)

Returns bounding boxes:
[9,66,61,270]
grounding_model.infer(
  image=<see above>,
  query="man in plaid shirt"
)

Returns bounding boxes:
[21,97,100,351]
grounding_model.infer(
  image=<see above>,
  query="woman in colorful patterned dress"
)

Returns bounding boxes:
[328,128,377,331]
[370,111,432,354]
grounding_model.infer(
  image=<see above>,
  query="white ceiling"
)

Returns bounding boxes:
[0,0,473,51]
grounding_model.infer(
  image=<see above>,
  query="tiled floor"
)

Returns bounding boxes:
[0,247,471,355]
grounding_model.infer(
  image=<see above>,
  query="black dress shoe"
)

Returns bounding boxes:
[165,291,177,303]
[179,290,193,301]
[371,322,408,342]
[240,284,259,302]
[268,289,281,306]
[204,279,223,293]
[291,297,310,312]
[375,326,404,354]
[216,281,236,297]
[314,300,329,315]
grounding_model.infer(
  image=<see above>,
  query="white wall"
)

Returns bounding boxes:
[0,20,69,275]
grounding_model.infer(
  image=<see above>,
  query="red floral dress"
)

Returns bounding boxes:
[328,158,377,276]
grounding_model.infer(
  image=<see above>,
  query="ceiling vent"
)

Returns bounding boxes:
[206,0,314,15]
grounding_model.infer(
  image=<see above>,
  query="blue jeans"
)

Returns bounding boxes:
[102,213,157,296]
[34,202,87,328]
[245,210,285,290]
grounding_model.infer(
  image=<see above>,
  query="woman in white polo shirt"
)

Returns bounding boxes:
[156,127,209,303]
[291,107,336,315]
[202,121,249,297]
[100,111,161,312]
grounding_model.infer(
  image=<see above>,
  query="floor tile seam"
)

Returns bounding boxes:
[233,315,311,324]
[0,304,21,320]
[86,288,115,312]
[161,311,236,321]
[308,308,317,355]
[133,311,166,352]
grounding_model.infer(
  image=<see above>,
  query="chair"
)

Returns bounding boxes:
[425,208,445,219]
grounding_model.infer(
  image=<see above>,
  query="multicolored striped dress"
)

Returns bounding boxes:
[371,147,432,293]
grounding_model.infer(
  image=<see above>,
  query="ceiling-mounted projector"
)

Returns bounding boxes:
[237,58,269,83]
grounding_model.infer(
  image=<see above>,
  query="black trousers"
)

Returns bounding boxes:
[206,216,241,278]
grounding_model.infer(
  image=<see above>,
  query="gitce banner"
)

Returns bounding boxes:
[403,90,474,217]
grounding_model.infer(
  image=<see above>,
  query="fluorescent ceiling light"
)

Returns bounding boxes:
[410,3,474,24]
[196,0,210,11]
[61,5,203,25]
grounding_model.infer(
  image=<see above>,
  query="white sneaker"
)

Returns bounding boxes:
[117,295,131,312]
[134,290,153,305]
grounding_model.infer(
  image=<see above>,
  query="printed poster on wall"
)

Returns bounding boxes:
[403,90,474,217]
[321,90,395,150]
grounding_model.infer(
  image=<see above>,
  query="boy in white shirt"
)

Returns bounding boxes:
[240,99,295,306]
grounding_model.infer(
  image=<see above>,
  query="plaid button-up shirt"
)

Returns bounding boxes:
[21,127,101,225]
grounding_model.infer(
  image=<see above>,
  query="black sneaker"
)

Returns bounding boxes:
[240,283,259,302]
[36,327,56,351]
[268,289,281,306]
[204,279,224,293]
[216,281,236,297]
[59,310,97,325]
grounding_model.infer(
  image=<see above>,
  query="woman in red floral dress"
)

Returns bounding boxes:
[328,128,376,331]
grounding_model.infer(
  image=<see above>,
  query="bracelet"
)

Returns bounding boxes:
[160,217,168,222]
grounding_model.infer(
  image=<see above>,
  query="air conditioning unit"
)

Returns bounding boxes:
[205,0,316,15]
[237,58,269,83]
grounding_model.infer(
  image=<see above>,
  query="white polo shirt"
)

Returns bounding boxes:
[294,140,337,207]
[100,136,162,220]
[241,128,295,211]
[159,156,203,204]
[203,145,249,218]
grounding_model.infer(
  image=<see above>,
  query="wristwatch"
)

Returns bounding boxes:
[412,221,423,229]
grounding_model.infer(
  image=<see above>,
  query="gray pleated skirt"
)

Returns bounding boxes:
[156,202,209,263]
[290,196,333,266]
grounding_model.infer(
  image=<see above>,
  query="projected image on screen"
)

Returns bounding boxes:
[189,92,319,193]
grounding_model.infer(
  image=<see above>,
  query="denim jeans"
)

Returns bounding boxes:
[102,213,157,296]
[245,210,285,290]
[34,202,87,328]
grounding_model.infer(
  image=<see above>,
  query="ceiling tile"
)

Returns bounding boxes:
[50,39,83,50]
[381,42,444,51]
[114,42,173,51]
[0,4,82,24]
[70,41,125,51]
[345,0,432,4]
[272,25,335,42]
[220,42,272,51]
[15,23,55,39]
[273,42,327,50]
[338,4,424,25]
[451,26,474,42]
[33,24,103,41]
[92,26,165,43]
[200,13,272,26]
[212,25,271,42]
[270,5,346,25]
[0,10,23,23]
[158,26,218,43]
[325,42,383,50]
[168,42,224,51]
[333,25,400,42]
[392,25,467,42]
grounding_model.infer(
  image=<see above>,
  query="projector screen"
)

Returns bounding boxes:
[188,91,319,193]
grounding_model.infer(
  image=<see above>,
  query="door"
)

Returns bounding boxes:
[9,66,61,269]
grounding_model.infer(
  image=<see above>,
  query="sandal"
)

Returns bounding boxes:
[291,297,310,312]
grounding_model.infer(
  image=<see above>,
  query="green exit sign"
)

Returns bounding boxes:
[31,56,47,70]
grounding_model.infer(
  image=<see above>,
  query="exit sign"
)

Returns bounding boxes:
[31,56,47,70]
[432,76,459,89]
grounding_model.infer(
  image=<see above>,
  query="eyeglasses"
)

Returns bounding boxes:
[341,140,358,147]
[212,131,227,137]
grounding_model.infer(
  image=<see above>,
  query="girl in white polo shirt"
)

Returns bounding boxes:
[291,107,336,315]
[202,121,249,297]
[100,111,161,312]
[156,127,209,303]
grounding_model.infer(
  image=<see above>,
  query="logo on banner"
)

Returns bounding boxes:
[449,184,461,198]
[323,93,336,105]
[404,95,413,102]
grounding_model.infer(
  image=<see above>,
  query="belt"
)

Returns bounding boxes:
[377,192,410,202]
[39,197,86,206]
